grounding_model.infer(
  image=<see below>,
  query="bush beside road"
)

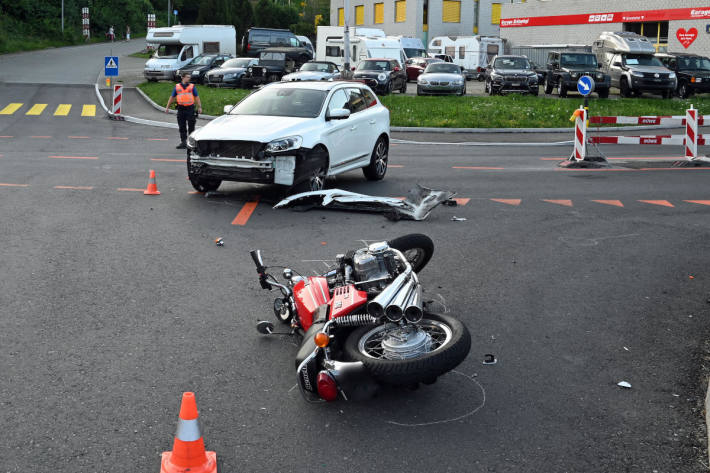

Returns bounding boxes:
[138,81,710,128]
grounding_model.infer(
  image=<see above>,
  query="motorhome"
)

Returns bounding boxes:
[428,35,504,79]
[316,26,406,69]
[144,25,237,81]
[390,36,427,59]
[592,31,676,98]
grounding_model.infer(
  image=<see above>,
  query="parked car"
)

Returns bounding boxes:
[352,58,408,95]
[186,81,390,193]
[242,27,309,58]
[484,55,539,96]
[405,57,443,81]
[175,54,233,83]
[241,48,312,87]
[529,60,547,86]
[205,57,258,87]
[656,52,710,99]
[296,35,314,56]
[416,62,466,96]
[282,61,341,81]
[433,54,454,63]
[544,51,610,98]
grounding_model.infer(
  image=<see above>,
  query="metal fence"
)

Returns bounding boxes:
[509,45,592,66]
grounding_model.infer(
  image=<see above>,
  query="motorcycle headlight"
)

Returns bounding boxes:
[631,71,644,77]
[187,135,197,149]
[669,72,676,79]
[378,73,387,81]
[265,136,302,154]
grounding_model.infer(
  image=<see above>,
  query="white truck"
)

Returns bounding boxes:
[144,25,237,81]
[428,35,504,79]
[316,26,406,69]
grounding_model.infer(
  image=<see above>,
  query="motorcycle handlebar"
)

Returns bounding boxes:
[250,249,266,272]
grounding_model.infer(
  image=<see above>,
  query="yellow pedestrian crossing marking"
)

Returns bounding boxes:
[26,104,48,115]
[0,103,23,115]
[54,104,72,116]
[81,105,96,117]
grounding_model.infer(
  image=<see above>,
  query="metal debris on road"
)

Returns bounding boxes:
[451,216,467,221]
[483,354,497,365]
[215,237,224,246]
[617,381,632,389]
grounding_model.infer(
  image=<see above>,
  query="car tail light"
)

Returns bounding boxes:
[317,371,338,401]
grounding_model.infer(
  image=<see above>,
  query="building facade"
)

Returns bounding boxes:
[328,0,504,46]
[500,0,710,54]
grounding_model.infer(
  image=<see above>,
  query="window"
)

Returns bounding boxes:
[184,46,194,60]
[338,8,344,26]
[326,46,342,57]
[362,88,377,108]
[623,21,668,51]
[327,89,349,115]
[374,3,384,24]
[346,88,367,113]
[355,5,364,25]
[432,39,441,47]
[203,42,220,53]
[491,3,501,25]
[459,46,465,59]
[289,37,300,47]
[442,0,460,23]
[395,0,406,22]
[445,46,455,57]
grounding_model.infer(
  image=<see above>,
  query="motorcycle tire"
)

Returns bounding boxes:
[388,233,434,273]
[343,312,471,386]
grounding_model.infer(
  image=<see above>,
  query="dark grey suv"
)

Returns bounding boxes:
[544,51,611,98]
[484,55,539,96]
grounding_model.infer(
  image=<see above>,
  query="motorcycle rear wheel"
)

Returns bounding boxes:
[388,233,434,273]
[343,313,470,386]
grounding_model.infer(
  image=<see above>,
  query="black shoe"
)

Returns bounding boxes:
[176,142,186,149]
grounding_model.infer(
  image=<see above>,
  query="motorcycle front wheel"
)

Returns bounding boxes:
[388,233,434,273]
[343,313,470,386]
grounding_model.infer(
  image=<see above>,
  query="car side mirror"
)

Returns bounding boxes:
[327,108,350,120]
[223,105,234,114]
[613,61,622,67]
[393,66,401,72]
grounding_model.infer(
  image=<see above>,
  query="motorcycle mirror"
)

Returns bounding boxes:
[256,320,275,335]
[250,249,266,272]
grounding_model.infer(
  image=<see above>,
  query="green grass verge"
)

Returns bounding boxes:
[138,81,710,128]
[129,51,153,59]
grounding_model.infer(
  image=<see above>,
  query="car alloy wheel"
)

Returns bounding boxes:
[363,136,388,181]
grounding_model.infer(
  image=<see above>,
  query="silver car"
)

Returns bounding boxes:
[281,61,341,82]
[416,63,466,96]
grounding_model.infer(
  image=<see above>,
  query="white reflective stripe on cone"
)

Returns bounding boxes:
[175,418,202,441]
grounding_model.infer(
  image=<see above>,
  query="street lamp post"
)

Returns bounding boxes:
[343,0,351,78]
[61,0,64,32]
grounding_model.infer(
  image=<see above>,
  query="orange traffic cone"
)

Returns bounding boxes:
[160,392,217,473]
[144,169,160,195]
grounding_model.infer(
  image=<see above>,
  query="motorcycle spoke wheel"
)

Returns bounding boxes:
[357,320,453,360]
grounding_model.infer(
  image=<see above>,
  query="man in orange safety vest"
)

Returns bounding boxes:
[165,72,203,149]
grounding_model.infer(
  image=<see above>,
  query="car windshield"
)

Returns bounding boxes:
[404,48,427,58]
[560,54,597,67]
[677,56,710,71]
[228,87,327,118]
[189,56,216,66]
[301,62,331,72]
[222,58,252,68]
[624,54,663,67]
[494,57,530,69]
[155,44,181,59]
[425,63,460,74]
[357,61,390,71]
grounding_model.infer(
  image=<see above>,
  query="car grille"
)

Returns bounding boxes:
[429,81,450,86]
[249,66,267,77]
[642,72,668,79]
[504,75,527,81]
[210,75,223,83]
[196,140,262,158]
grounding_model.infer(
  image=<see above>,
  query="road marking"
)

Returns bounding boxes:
[30,136,51,139]
[54,104,71,116]
[232,200,259,226]
[638,200,674,207]
[592,200,624,207]
[543,199,573,207]
[453,198,470,206]
[453,166,505,170]
[81,105,96,117]
[117,188,145,192]
[0,103,23,115]
[54,186,93,190]
[684,200,710,206]
[0,183,29,187]
[188,191,204,194]
[638,167,710,171]
[147,138,169,141]
[389,164,404,168]
[26,104,47,115]
[107,137,129,140]
[68,136,90,139]
[491,198,521,206]
[49,155,98,160]
[0,135,13,138]
[557,168,634,172]
[151,158,185,162]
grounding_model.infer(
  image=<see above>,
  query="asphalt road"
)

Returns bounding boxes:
[1,42,709,473]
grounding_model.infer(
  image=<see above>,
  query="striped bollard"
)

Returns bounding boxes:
[685,105,698,161]
[573,106,587,161]
[112,82,123,116]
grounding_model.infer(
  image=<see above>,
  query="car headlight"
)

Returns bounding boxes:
[418,78,428,85]
[193,70,200,75]
[669,72,676,79]
[453,79,463,85]
[631,71,643,77]
[378,73,387,81]
[596,73,604,80]
[224,73,235,79]
[570,72,579,79]
[187,135,197,149]
[265,136,302,154]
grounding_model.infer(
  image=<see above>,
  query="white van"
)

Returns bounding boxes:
[390,36,427,59]
[144,25,237,81]
[316,26,405,69]
[428,35,503,79]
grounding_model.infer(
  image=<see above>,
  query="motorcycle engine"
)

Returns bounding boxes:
[351,242,398,293]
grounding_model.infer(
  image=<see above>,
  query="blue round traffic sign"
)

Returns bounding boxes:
[577,76,595,96]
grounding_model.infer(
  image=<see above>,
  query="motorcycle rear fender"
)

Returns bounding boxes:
[323,359,379,401]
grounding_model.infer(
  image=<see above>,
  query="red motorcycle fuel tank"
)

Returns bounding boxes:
[329,284,368,319]
[293,277,331,331]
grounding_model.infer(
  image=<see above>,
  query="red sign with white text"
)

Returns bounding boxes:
[500,7,710,28]
[676,27,698,48]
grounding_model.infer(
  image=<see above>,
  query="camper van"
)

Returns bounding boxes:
[144,25,237,81]
[592,31,675,98]
[428,35,503,79]
[390,36,427,59]
[316,26,405,69]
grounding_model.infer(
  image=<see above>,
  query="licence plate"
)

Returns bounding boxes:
[512,82,520,87]
[697,78,702,83]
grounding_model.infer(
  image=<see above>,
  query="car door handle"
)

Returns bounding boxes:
[350,125,358,131]
[368,119,376,124]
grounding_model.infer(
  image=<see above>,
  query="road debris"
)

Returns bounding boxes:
[623,346,629,351]
[215,237,224,246]
[483,354,497,365]
[617,381,632,389]
[451,216,467,222]
[273,185,456,221]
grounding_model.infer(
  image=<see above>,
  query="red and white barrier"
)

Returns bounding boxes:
[82,7,90,39]
[573,106,587,161]
[589,135,706,145]
[590,114,708,126]
[112,83,123,115]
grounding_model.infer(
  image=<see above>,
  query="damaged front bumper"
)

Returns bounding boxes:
[188,151,299,186]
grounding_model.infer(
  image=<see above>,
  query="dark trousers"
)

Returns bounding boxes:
[177,105,196,144]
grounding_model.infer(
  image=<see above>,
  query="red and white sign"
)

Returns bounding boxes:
[501,6,710,28]
[676,28,698,48]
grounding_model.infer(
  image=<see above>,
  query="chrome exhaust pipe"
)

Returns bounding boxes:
[403,284,423,323]
[385,278,417,322]
[367,270,411,319]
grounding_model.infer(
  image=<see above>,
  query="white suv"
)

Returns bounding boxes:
[186,81,390,193]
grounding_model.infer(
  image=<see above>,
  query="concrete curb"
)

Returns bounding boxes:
[706,377,710,467]
[94,82,179,129]
[391,138,573,147]
[134,86,219,120]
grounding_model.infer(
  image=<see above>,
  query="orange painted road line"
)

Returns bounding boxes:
[453,198,470,206]
[639,167,710,171]
[151,158,185,162]
[592,200,624,208]
[188,191,204,194]
[68,136,90,139]
[685,200,710,206]
[491,198,521,206]
[0,183,29,187]
[543,199,573,207]
[232,200,259,226]
[389,164,404,168]
[49,155,98,160]
[0,135,13,138]
[117,188,145,192]
[107,137,129,140]
[453,166,505,170]
[30,136,51,139]
[557,168,634,172]
[638,200,674,208]
[54,186,93,190]
[607,156,683,161]
[147,138,169,141]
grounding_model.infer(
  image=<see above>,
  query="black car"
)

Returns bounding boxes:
[240,48,311,88]
[205,57,259,87]
[544,51,610,98]
[175,54,232,84]
[242,27,311,59]
[656,52,710,98]
[484,55,539,96]
[352,58,407,95]
[529,60,547,85]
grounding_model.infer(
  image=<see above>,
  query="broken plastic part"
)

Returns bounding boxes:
[617,381,631,388]
[483,354,497,365]
[451,216,467,221]
[215,237,224,246]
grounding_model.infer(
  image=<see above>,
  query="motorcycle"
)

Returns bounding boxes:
[251,234,471,402]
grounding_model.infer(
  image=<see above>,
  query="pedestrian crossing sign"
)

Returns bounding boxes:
[104,56,119,77]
